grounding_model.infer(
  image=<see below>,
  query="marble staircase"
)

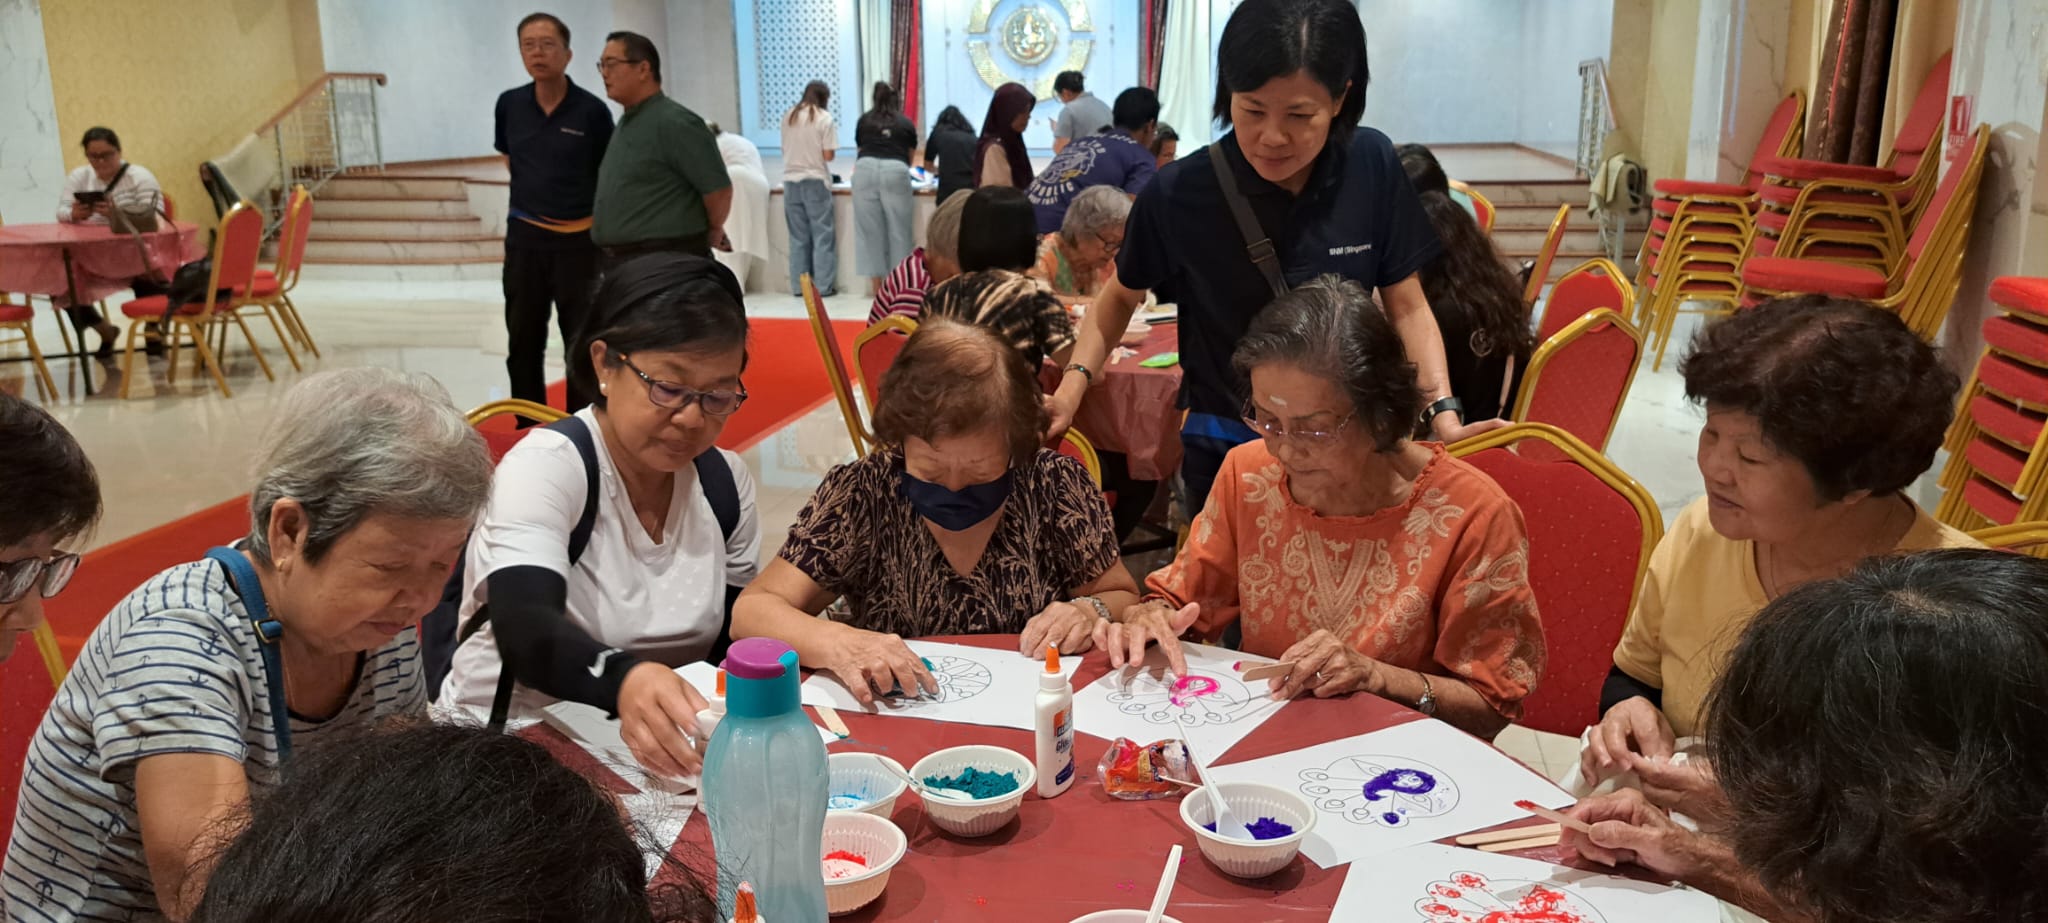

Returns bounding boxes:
[302,172,504,269]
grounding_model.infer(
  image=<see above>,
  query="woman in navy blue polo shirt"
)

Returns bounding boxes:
[1047,0,1504,508]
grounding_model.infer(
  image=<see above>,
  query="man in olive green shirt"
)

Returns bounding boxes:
[592,31,732,259]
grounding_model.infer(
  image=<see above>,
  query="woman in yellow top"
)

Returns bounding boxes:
[1582,294,1978,793]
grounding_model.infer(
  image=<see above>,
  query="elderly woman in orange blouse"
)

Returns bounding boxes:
[1097,275,1545,738]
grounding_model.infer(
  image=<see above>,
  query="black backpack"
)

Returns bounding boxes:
[419,415,741,732]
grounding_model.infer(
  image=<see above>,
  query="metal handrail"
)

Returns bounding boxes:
[1577,58,1616,179]
[256,72,387,238]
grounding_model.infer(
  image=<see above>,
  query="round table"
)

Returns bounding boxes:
[1073,323,1183,482]
[0,220,202,305]
[528,635,1573,921]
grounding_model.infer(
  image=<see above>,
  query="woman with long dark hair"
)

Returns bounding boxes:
[1399,144,1533,423]
[780,80,838,296]
[975,82,1036,188]
[927,105,979,204]
[1046,0,1505,519]
[853,81,919,295]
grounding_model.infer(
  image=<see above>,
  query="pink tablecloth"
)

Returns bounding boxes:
[0,221,203,304]
[1075,323,1183,481]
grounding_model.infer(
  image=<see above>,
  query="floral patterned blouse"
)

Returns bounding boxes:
[780,448,1120,637]
[1145,441,1546,716]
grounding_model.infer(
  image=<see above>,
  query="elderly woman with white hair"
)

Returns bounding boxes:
[2,368,493,922]
[1031,184,1131,303]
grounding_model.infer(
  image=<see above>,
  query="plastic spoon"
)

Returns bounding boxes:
[1176,725,1251,840]
[879,761,973,801]
[1145,844,1182,923]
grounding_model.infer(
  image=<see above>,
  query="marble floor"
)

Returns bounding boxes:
[0,273,1947,780]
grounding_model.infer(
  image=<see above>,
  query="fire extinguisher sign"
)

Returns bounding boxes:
[1949,95,1974,165]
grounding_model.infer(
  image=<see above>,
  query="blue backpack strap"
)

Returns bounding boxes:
[486,414,603,732]
[204,547,294,765]
[693,448,742,664]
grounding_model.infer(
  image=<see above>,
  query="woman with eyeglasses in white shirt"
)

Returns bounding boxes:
[55,126,167,355]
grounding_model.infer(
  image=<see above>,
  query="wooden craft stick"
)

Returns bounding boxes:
[1512,799,1594,834]
[1237,661,1298,682]
[1159,776,1202,789]
[1455,823,1562,846]
[814,705,850,738]
[1478,833,1563,853]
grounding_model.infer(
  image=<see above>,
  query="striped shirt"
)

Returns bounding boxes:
[2,559,424,921]
[866,248,932,324]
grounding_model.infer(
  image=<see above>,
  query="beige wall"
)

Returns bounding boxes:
[44,0,312,230]
[1633,0,1702,183]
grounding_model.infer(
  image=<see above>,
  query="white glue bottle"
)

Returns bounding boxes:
[696,668,728,754]
[1034,644,1076,798]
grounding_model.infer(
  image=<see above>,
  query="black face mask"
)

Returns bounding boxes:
[897,468,1015,531]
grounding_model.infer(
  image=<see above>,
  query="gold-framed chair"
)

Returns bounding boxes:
[117,202,267,398]
[467,398,569,463]
[254,184,320,358]
[1511,307,1644,455]
[0,298,57,401]
[850,314,917,415]
[30,621,66,686]
[1448,422,1662,736]
[1450,179,1494,233]
[1057,427,1104,488]
[802,273,871,454]
[1522,204,1572,306]
[1970,521,2048,558]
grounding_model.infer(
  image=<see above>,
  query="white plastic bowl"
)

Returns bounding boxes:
[1070,912,1186,923]
[821,810,908,916]
[907,744,1036,838]
[827,752,909,818]
[1178,781,1316,879]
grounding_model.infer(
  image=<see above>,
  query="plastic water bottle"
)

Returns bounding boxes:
[704,638,828,922]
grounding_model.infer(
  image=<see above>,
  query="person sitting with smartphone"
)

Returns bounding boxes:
[56,126,166,356]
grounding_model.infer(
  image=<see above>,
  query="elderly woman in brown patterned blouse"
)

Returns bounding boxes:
[732,320,1139,704]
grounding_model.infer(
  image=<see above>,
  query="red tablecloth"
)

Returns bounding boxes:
[0,221,202,304]
[526,635,1575,922]
[1074,323,1183,482]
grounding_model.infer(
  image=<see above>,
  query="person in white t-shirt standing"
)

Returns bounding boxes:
[439,253,759,780]
[780,80,839,297]
[56,126,165,355]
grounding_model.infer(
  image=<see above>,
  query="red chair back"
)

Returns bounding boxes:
[284,187,315,282]
[1522,204,1572,306]
[1887,51,1953,179]
[1901,124,1984,269]
[1451,424,1662,737]
[201,203,265,312]
[851,316,916,414]
[1514,308,1642,454]
[1742,93,1805,192]
[466,399,568,463]
[1537,258,1632,342]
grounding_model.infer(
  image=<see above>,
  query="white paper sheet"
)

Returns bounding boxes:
[797,639,1082,732]
[1330,843,1724,923]
[1066,642,1288,759]
[1205,720,1571,868]
[538,662,835,776]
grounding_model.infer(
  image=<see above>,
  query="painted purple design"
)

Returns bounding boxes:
[1363,768,1439,826]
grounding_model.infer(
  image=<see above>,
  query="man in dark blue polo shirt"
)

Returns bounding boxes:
[497,12,613,412]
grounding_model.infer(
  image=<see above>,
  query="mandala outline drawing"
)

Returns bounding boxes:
[883,654,992,705]
[1106,667,1265,727]
[1414,871,1608,923]
[1299,754,1460,827]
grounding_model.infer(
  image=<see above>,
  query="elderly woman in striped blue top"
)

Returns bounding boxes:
[3,368,493,922]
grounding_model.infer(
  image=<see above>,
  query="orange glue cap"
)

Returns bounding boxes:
[1045,644,1060,673]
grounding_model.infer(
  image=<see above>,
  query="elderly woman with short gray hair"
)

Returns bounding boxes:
[2,368,492,921]
[1031,184,1131,302]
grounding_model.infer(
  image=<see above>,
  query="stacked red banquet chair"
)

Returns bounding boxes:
[1739,124,1988,341]
[1750,53,1953,271]
[1937,277,2048,532]
[1634,91,1805,370]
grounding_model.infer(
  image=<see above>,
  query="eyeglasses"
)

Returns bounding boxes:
[0,552,80,605]
[596,56,640,72]
[85,149,120,163]
[520,39,563,53]
[1093,231,1122,257]
[618,354,748,416]
[1241,400,1357,448]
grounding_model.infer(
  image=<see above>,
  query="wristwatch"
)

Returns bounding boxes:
[1420,396,1465,430]
[1414,674,1438,716]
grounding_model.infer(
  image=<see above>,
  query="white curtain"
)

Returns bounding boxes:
[1156,0,1215,149]
[858,0,892,112]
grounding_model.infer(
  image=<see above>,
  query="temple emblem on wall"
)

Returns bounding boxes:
[968,0,1093,97]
